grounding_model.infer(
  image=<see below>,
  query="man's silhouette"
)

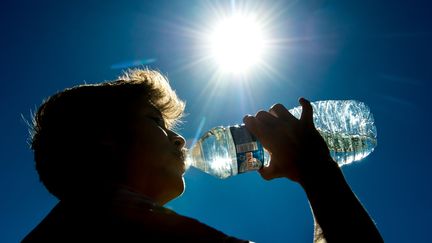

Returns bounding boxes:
[23,69,383,242]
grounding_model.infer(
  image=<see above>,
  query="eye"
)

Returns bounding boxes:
[148,116,165,127]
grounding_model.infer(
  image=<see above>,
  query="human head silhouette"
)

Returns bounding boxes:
[31,69,186,204]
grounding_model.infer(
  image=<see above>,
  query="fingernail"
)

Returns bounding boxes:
[299,97,309,103]
[243,115,252,122]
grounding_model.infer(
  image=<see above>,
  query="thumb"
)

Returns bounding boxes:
[299,97,314,127]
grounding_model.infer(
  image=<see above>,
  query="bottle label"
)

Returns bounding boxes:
[229,125,264,174]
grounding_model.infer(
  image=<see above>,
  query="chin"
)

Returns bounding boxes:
[165,174,185,195]
[174,176,186,197]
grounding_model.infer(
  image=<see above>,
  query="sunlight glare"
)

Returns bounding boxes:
[209,14,266,74]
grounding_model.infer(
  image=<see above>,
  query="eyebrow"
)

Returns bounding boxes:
[145,105,167,126]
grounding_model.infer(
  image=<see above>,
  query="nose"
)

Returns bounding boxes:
[171,131,186,149]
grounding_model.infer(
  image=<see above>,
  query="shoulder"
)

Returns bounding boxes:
[22,201,249,243]
[113,205,249,242]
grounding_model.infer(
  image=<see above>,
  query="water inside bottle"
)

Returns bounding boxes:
[319,130,377,166]
[188,100,378,178]
[188,127,238,179]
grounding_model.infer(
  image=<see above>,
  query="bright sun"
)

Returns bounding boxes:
[209,14,266,74]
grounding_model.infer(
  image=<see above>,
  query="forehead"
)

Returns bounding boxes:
[130,103,165,130]
[137,101,163,117]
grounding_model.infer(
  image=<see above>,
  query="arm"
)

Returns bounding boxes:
[243,98,383,243]
[303,158,383,243]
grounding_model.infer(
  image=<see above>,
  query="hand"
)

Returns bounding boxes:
[243,98,335,184]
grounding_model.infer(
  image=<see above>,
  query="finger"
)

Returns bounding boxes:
[269,103,297,122]
[243,115,272,147]
[258,165,276,181]
[258,160,285,181]
[299,97,314,126]
[255,110,278,126]
[243,115,265,139]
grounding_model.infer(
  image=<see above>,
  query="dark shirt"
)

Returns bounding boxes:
[22,188,249,243]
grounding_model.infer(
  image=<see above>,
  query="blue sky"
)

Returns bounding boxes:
[1,0,431,242]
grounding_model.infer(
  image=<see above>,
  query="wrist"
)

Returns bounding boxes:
[298,157,343,191]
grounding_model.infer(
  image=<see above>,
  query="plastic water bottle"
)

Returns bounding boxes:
[188,100,377,179]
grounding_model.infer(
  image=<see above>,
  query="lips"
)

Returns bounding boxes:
[174,148,187,161]
[173,148,188,172]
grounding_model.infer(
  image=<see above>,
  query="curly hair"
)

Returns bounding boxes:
[31,68,185,199]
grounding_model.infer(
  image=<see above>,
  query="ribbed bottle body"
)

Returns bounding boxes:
[289,100,377,166]
[189,100,377,178]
